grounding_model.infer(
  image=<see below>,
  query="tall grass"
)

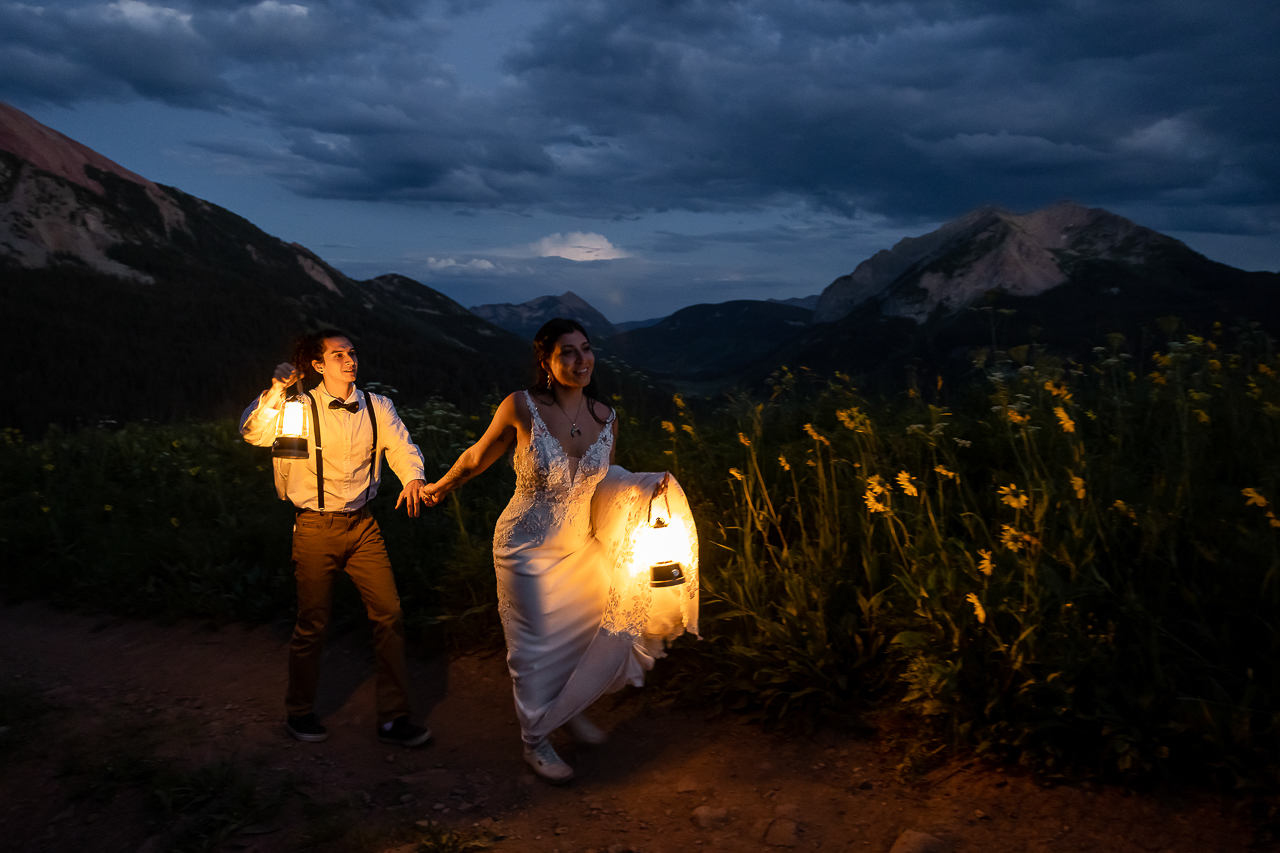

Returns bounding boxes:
[4,320,1279,782]
[620,319,1280,780]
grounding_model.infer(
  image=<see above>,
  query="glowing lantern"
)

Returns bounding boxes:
[272,394,310,459]
[633,475,687,588]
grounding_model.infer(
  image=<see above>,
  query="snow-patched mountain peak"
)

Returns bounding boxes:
[813,202,1184,323]
[469,291,618,340]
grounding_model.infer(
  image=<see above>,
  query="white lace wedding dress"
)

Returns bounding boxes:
[493,391,699,744]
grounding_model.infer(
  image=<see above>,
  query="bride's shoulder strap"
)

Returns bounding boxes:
[521,389,548,431]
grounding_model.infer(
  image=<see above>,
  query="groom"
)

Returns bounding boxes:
[240,329,431,747]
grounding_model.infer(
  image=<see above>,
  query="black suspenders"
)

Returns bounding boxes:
[306,390,380,512]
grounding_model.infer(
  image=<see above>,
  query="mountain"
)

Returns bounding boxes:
[614,316,665,334]
[0,103,527,433]
[470,291,618,340]
[602,300,812,385]
[768,295,821,310]
[612,202,1277,395]
[814,202,1211,323]
[785,202,1280,391]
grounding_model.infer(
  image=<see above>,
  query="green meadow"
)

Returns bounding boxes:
[3,318,1279,786]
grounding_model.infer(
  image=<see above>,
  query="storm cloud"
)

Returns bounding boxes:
[4,0,1277,238]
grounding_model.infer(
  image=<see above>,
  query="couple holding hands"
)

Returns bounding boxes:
[240,320,697,783]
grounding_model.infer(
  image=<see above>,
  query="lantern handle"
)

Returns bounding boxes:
[647,472,672,526]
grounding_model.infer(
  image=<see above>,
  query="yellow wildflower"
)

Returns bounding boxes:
[681,424,695,436]
[1044,380,1073,401]
[1112,499,1136,520]
[1260,364,1276,378]
[1006,410,1030,425]
[103,504,113,512]
[863,475,890,512]
[896,471,918,497]
[778,456,791,472]
[1268,511,1280,529]
[1243,488,1269,507]
[1149,372,1167,386]
[738,432,751,446]
[998,484,1029,509]
[978,549,993,576]
[1071,476,1086,500]
[803,423,831,446]
[661,420,676,434]
[1194,410,1210,424]
[966,593,986,624]
[934,465,958,481]
[1208,359,1222,372]
[1000,525,1024,552]
[836,407,869,432]
[729,468,744,481]
[170,518,180,527]
[673,393,686,411]
[1054,407,1076,433]
[188,467,201,476]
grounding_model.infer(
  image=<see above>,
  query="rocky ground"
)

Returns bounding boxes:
[0,601,1268,853]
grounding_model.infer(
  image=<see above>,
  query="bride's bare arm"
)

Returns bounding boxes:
[422,393,521,505]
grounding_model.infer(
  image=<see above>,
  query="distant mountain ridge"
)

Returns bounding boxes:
[0,102,526,432]
[470,291,618,340]
[814,202,1189,323]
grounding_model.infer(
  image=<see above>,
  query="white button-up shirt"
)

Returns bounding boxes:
[240,384,426,512]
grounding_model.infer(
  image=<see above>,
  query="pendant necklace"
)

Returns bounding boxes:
[556,394,586,438]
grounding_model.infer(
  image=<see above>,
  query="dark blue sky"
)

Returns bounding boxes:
[5,0,1277,321]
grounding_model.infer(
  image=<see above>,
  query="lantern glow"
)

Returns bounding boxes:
[272,396,310,459]
[631,475,690,587]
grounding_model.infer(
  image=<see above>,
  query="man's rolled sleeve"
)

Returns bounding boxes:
[376,397,426,485]
[240,394,281,447]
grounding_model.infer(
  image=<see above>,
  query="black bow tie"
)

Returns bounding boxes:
[328,399,359,414]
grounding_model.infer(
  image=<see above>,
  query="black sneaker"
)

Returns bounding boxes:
[378,716,431,747]
[285,713,330,743]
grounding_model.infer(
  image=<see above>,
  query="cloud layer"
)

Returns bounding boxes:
[4,0,1278,237]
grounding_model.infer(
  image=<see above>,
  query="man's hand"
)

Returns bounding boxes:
[396,479,431,517]
[271,362,299,393]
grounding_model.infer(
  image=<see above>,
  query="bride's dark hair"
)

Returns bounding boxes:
[530,318,609,425]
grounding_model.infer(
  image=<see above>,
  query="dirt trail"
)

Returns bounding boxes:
[0,602,1263,853]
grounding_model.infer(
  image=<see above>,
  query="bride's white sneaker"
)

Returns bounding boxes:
[564,713,608,745]
[523,738,575,784]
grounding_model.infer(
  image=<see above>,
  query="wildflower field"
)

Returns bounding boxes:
[3,318,1279,786]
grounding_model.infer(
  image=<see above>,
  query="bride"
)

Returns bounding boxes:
[421,318,697,782]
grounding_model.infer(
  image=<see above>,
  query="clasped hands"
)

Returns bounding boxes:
[395,480,446,517]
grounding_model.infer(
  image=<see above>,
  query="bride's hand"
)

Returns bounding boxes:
[419,481,446,508]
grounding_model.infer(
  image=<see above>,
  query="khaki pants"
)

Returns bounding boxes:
[286,510,411,725]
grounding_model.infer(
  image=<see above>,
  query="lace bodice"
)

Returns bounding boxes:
[494,391,615,554]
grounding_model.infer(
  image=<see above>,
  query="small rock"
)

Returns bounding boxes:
[676,775,698,793]
[773,803,801,821]
[433,803,446,811]
[607,846,626,853]
[764,818,799,847]
[691,806,729,830]
[888,829,948,853]
[974,809,990,820]
[399,794,415,804]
